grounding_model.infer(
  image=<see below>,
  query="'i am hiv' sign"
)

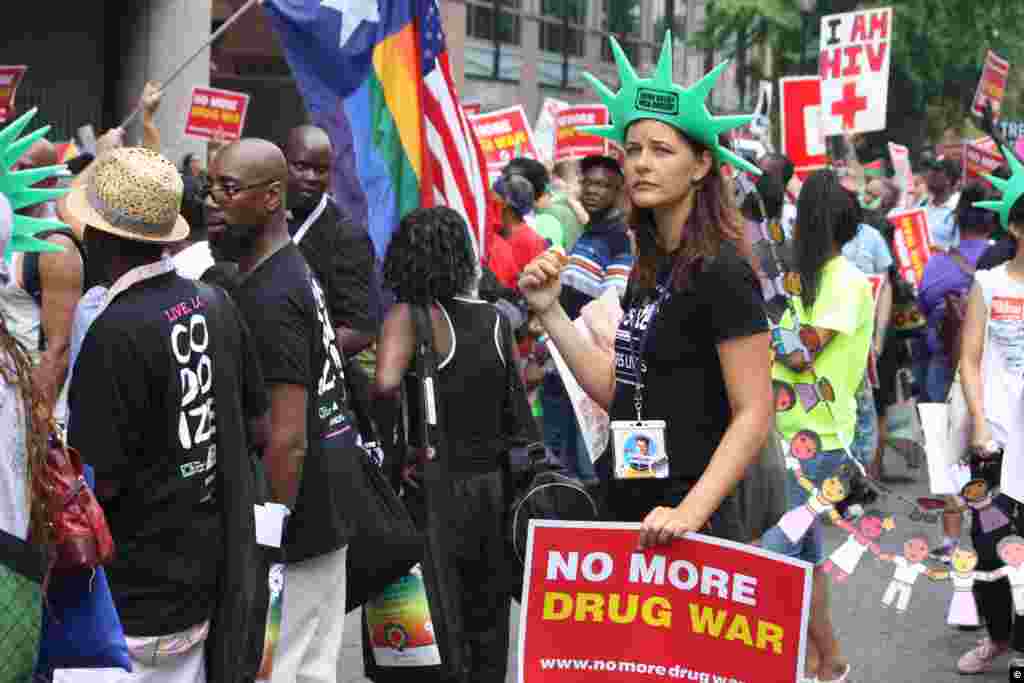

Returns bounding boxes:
[818,7,893,137]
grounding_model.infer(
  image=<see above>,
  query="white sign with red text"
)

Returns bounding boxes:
[818,7,892,136]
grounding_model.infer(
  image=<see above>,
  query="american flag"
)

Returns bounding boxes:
[417,0,489,259]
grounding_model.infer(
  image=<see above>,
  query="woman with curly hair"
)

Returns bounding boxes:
[375,206,537,682]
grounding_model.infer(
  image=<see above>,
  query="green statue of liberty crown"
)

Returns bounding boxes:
[0,107,70,257]
[581,32,761,177]
[975,145,1024,231]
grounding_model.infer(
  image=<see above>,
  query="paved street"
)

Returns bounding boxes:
[340,447,1016,682]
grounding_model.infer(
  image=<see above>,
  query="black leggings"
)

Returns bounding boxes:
[972,495,1024,651]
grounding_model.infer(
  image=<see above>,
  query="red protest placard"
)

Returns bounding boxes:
[779,77,828,182]
[554,104,610,162]
[469,105,537,180]
[972,50,1010,121]
[0,66,28,123]
[888,209,932,288]
[963,141,1004,185]
[185,86,250,141]
[518,521,812,683]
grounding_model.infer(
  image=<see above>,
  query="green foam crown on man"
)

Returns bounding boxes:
[976,145,1024,230]
[0,107,70,256]
[580,32,761,177]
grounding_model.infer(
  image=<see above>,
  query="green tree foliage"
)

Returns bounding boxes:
[691,0,1024,154]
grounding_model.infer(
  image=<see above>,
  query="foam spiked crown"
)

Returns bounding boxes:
[0,108,69,257]
[975,145,1024,230]
[581,32,761,176]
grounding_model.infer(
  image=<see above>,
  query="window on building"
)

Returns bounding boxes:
[467,0,522,46]
[601,0,641,65]
[538,0,587,57]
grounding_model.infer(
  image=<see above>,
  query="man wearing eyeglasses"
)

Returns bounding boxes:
[207,138,359,683]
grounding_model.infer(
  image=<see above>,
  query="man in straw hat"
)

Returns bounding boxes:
[61,147,270,683]
[207,138,359,683]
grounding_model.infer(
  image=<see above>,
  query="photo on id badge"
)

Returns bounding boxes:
[612,420,668,479]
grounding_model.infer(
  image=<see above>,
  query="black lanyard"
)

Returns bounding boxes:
[629,285,672,420]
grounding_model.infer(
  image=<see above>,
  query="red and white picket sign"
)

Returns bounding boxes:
[780,76,827,182]
[817,7,893,136]
[972,50,1010,121]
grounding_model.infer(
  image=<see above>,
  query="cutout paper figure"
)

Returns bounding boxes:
[823,512,895,583]
[770,317,812,366]
[794,383,822,412]
[783,272,802,297]
[879,536,944,612]
[993,536,1024,615]
[776,464,851,543]
[929,548,1001,626]
[773,380,796,413]
[960,478,1011,534]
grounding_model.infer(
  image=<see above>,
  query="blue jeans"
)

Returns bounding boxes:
[850,380,878,469]
[541,381,596,481]
[925,355,954,403]
[762,448,848,564]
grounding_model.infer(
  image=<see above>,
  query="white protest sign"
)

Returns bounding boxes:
[533,97,568,163]
[818,7,892,136]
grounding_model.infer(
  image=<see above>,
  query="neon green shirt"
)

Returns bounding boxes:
[773,255,874,451]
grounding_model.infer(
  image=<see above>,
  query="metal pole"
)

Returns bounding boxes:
[119,0,263,129]
[800,12,808,74]
[561,1,570,90]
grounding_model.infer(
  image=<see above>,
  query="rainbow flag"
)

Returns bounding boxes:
[263,0,488,261]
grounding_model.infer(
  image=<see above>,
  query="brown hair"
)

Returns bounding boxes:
[0,314,52,545]
[627,132,748,294]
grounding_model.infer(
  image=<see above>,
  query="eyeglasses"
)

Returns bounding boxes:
[287,160,330,176]
[206,179,276,203]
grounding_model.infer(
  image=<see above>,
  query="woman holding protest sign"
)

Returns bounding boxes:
[519,34,773,550]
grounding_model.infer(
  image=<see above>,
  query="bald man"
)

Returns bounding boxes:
[0,138,84,416]
[208,139,359,683]
[284,125,379,355]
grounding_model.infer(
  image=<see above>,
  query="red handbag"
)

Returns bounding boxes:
[38,432,115,571]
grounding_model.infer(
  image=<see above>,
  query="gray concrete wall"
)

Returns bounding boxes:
[117,0,212,170]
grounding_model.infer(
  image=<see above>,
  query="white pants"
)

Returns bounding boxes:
[882,579,913,611]
[53,644,205,683]
[1013,585,1024,615]
[272,544,348,683]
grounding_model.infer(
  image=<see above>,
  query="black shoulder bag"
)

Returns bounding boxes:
[341,352,423,613]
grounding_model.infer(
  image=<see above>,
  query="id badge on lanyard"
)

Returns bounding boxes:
[612,289,670,481]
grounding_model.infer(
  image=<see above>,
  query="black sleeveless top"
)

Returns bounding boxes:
[435,297,518,475]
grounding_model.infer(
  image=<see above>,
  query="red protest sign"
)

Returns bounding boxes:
[184,86,250,141]
[963,141,1004,186]
[780,76,828,181]
[469,105,537,180]
[972,50,1010,121]
[0,66,28,123]
[888,209,932,288]
[518,521,812,683]
[554,104,610,162]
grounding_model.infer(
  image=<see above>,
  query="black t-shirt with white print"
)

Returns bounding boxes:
[69,272,267,636]
[232,243,359,563]
[607,242,768,521]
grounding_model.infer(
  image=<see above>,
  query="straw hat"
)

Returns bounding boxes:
[65,147,189,243]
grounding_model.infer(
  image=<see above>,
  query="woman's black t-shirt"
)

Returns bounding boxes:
[607,241,768,521]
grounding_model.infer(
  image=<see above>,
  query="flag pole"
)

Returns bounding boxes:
[118,0,264,130]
